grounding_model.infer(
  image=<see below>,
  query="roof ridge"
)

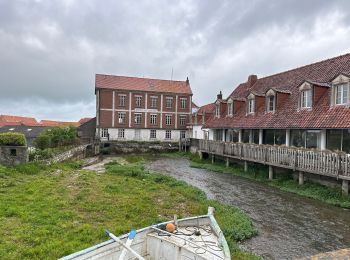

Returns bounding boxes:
[95,74,186,83]
[258,53,350,81]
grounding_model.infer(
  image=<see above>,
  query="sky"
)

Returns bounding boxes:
[1,0,350,121]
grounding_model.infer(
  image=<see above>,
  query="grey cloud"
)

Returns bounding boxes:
[0,0,350,120]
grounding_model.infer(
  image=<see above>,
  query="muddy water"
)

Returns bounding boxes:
[145,158,350,260]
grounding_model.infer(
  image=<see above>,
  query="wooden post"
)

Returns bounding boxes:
[342,179,349,196]
[298,171,304,185]
[226,157,229,167]
[269,165,273,180]
[244,161,248,172]
[211,154,215,164]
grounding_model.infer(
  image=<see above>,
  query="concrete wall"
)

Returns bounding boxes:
[0,146,28,166]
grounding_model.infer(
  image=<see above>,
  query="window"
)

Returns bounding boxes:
[101,128,109,138]
[180,115,186,126]
[252,129,259,144]
[119,95,126,106]
[335,84,348,105]
[165,114,172,125]
[118,112,126,124]
[134,113,142,124]
[267,95,275,112]
[327,129,350,153]
[215,105,220,117]
[150,114,157,125]
[118,129,125,138]
[291,130,321,149]
[150,96,158,108]
[135,96,142,108]
[180,130,186,139]
[165,130,172,139]
[227,102,233,115]
[301,90,312,108]
[134,129,141,140]
[228,130,239,142]
[242,130,250,143]
[166,97,173,108]
[180,98,187,109]
[248,99,255,114]
[263,129,285,145]
[150,129,157,139]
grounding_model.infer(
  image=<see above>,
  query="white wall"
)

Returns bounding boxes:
[99,128,185,142]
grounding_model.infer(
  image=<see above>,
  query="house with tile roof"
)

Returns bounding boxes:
[204,53,350,153]
[189,102,216,140]
[95,74,193,141]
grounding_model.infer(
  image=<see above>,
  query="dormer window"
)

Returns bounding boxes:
[227,99,233,116]
[301,90,312,108]
[335,83,348,105]
[247,94,255,114]
[215,104,220,118]
[265,89,276,112]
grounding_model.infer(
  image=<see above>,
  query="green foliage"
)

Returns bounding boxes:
[33,126,79,150]
[0,157,258,259]
[0,132,26,146]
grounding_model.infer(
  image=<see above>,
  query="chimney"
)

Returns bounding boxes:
[247,75,258,87]
[217,91,223,100]
[186,77,189,85]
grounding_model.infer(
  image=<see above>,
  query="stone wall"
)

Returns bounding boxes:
[101,141,179,154]
[0,146,28,166]
[45,145,88,164]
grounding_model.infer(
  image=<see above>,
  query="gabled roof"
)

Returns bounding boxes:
[0,115,40,127]
[40,120,80,127]
[197,103,216,114]
[205,53,350,129]
[95,74,192,95]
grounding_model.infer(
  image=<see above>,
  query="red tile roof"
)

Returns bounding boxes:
[78,117,93,124]
[40,120,80,127]
[95,74,192,95]
[0,115,40,127]
[205,53,350,129]
[197,103,216,114]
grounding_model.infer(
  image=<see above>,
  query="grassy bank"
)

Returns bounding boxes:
[169,152,350,208]
[0,156,258,259]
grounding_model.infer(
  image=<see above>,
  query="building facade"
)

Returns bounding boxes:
[95,74,193,141]
[189,102,216,140]
[204,53,350,153]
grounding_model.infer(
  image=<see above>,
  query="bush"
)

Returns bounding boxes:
[0,132,27,146]
[34,126,79,149]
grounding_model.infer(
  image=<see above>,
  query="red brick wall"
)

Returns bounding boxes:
[313,86,328,105]
[276,93,289,109]
[148,113,161,128]
[131,93,146,110]
[163,94,176,112]
[99,110,112,128]
[100,90,113,109]
[255,96,265,112]
[147,94,161,110]
[233,101,245,114]
[115,91,129,108]
[178,114,188,129]
[130,112,146,128]
[114,111,129,128]
[177,96,191,113]
[162,113,175,129]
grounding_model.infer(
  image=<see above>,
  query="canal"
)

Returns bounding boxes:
[145,157,350,259]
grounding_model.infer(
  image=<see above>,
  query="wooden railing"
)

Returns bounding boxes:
[197,139,350,180]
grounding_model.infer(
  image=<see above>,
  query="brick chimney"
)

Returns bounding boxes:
[186,77,189,85]
[217,91,223,100]
[247,75,258,87]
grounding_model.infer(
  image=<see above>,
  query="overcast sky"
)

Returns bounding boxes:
[1,0,350,121]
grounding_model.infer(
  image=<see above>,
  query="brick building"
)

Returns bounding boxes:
[204,53,350,153]
[95,74,193,141]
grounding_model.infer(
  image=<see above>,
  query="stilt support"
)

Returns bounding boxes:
[269,165,273,180]
[298,171,304,185]
[244,161,248,172]
[342,180,349,196]
[211,154,215,164]
[226,158,229,168]
[199,151,203,160]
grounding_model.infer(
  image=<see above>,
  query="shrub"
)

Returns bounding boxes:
[0,132,27,146]
[34,126,79,149]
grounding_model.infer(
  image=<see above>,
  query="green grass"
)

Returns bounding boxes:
[0,156,258,259]
[169,152,350,208]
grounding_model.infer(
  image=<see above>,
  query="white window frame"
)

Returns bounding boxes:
[118,112,126,124]
[166,97,173,108]
[135,95,142,108]
[300,90,312,108]
[180,98,187,109]
[150,114,157,125]
[248,98,255,114]
[119,94,126,107]
[180,130,186,139]
[165,130,172,139]
[267,95,275,112]
[150,96,158,108]
[118,129,125,139]
[335,83,349,105]
[179,115,186,126]
[150,129,157,139]
[165,114,172,125]
[215,105,220,118]
[134,113,142,124]
[101,128,109,138]
[227,102,233,116]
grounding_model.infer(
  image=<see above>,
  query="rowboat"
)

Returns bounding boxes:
[60,207,231,260]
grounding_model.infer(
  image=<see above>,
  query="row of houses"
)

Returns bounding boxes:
[190,53,350,154]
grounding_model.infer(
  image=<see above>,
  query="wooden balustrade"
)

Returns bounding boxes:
[196,139,350,180]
